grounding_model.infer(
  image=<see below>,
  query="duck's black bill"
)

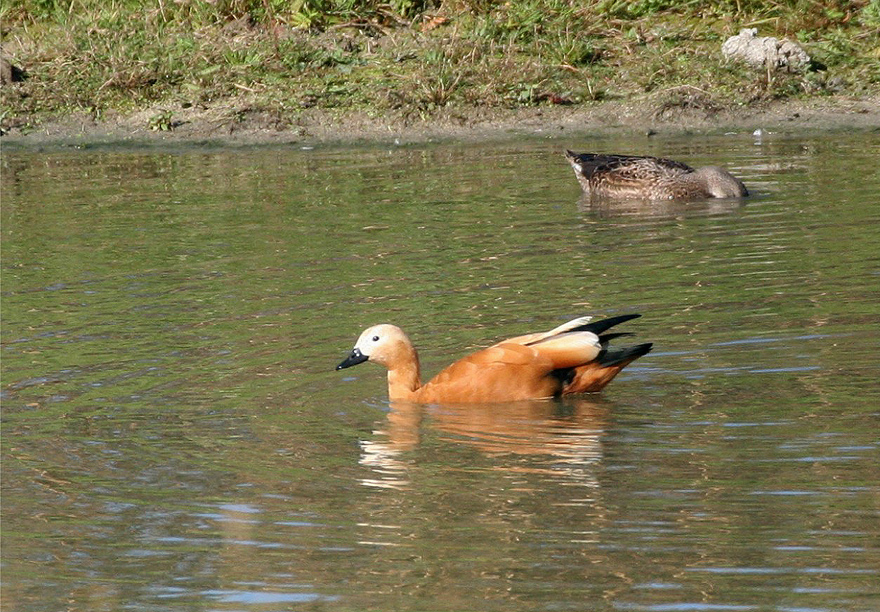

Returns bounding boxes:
[336,348,368,370]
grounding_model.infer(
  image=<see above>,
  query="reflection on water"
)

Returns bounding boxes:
[577,193,746,219]
[2,131,879,612]
[361,399,608,490]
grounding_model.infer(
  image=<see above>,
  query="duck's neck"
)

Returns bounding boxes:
[386,348,421,401]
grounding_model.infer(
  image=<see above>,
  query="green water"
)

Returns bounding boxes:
[2,132,879,611]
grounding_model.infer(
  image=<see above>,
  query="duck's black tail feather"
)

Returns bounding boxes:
[575,314,642,336]
[597,342,653,367]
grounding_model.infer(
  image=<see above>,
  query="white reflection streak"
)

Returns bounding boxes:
[358,437,412,490]
[358,403,423,490]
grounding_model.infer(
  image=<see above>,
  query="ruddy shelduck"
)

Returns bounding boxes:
[337,314,652,403]
[565,150,748,200]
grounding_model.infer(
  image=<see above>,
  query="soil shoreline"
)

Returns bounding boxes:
[3,95,879,149]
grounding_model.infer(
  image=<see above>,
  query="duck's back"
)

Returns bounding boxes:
[414,328,610,403]
[571,153,693,179]
[566,152,700,199]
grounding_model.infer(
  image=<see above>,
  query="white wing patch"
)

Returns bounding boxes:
[545,315,593,336]
[529,331,602,368]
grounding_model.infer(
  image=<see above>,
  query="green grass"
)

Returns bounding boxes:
[1,0,878,131]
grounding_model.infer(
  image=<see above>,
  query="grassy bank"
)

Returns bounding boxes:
[1,0,879,134]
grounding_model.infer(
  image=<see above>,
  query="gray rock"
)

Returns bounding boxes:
[722,28,811,73]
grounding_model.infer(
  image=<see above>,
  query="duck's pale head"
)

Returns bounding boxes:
[337,324,413,370]
[694,166,749,198]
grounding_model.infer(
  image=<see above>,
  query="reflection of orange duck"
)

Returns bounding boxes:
[358,399,611,491]
[565,150,748,200]
[337,314,652,403]
[427,398,609,459]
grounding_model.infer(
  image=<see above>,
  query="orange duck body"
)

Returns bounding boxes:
[337,314,652,404]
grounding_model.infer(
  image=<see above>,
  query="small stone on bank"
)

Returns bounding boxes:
[722,28,811,73]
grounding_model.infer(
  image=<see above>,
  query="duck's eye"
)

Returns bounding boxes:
[372,335,380,342]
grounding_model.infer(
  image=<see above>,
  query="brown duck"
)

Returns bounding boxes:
[565,150,748,200]
[336,314,652,403]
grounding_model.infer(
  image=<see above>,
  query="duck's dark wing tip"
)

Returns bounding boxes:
[576,313,642,335]
[598,342,653,367]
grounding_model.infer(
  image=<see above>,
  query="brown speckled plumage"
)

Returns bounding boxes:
[565,151,748,200]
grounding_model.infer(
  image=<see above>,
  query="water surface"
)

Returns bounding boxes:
[2,130,879,611]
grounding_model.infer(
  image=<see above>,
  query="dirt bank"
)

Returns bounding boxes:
[3,95,879,149]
